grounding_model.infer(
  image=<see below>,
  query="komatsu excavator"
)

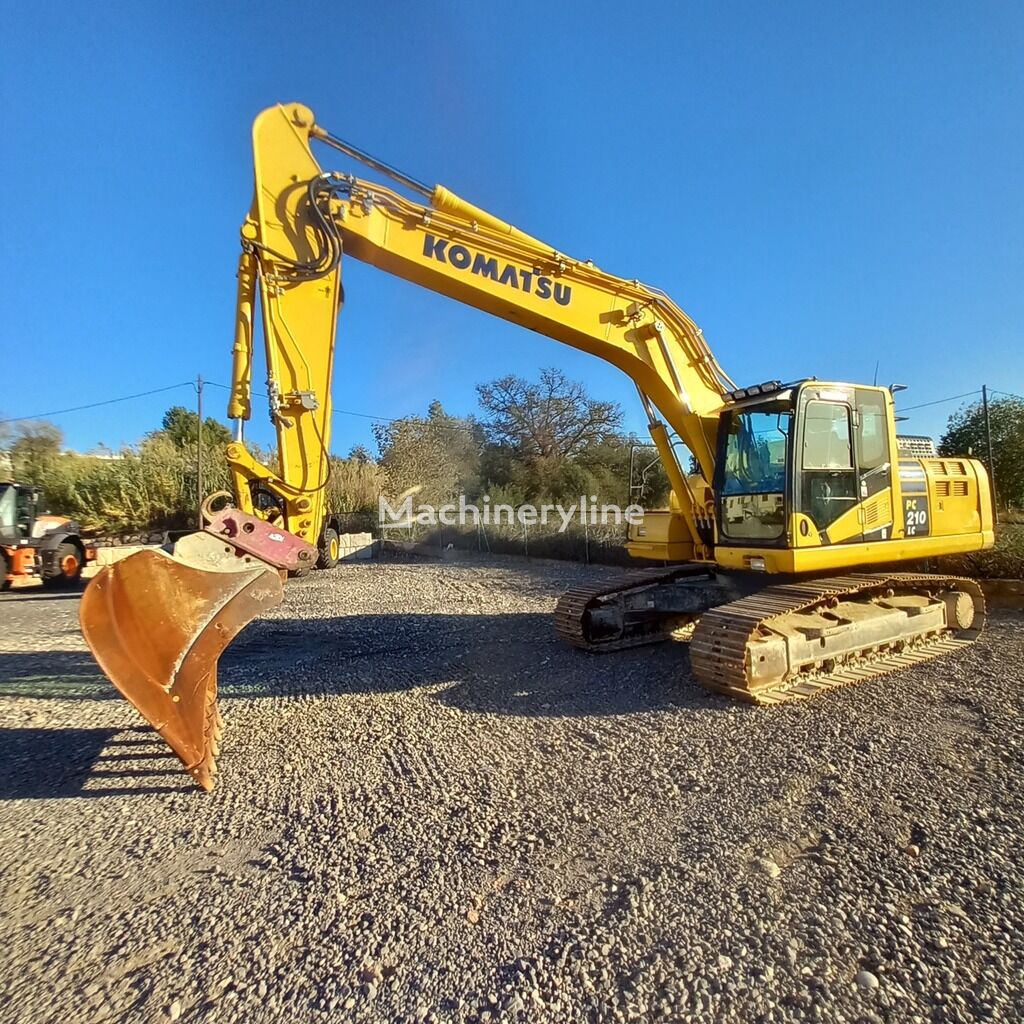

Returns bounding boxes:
[80,103,995,790]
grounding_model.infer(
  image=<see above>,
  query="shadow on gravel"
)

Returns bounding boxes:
[0,651,111,700]
[0,612,725,717]
[0,586,86,602]
[221,613,727,717]
[0,726,192,799]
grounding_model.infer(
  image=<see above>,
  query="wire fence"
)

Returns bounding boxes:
[376,517,638,566]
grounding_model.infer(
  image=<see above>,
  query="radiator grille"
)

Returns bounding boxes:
[897,435,937,457]
[927,459,968,477]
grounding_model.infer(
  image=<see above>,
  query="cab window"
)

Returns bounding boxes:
[854,389,892,503]
[856,392,888,471]
[798,400,858,531]
[15,488,34,538]
[719,409,790,541]
[0,485,14,533]
[802,401,853,470]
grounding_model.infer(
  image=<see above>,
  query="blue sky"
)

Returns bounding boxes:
[1,2,1020,455]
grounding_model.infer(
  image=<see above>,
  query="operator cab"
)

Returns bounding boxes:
[0,482,41,544]
[713,381,895,549]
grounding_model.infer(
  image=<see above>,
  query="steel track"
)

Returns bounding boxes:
[690,573,985,703]
[555,569,986,704]
[553,565,713,651]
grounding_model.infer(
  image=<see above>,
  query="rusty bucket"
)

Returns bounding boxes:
[80,548,283,790]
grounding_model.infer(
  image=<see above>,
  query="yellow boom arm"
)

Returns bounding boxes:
[226,103,734,561]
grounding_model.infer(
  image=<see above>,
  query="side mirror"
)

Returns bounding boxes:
[889,384,908,394]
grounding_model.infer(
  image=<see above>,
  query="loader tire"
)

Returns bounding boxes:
[42,541,84,588]
[317,527,340,569]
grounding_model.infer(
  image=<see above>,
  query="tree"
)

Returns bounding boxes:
[477,368,622,460]
[0,415,13,478]
[475,369,626,503]
[940,396,1024,509]
[326,453,382,513]
[155,406,232,449]
[10,420,64,484]
[373,401,482,504]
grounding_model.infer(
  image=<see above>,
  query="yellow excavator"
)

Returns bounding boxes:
[80,103,995,790]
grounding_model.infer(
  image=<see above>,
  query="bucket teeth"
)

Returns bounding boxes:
[80,548,283,790]
[207,683,224,760]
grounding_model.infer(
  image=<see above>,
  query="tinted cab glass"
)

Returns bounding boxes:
[717,405,791,542]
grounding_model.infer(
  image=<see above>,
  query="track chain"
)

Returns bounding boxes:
[689,572,986,704]
[554,565,713,652]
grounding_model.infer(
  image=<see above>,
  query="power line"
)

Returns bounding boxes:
[258,388,1001,427]
[208,382,406,426]
[209,380,643,436]
[351,405,644,444]
[335,407,402,424]
[207,382,417,428]
[899,390,981,412]
[212,381,1014,442]
[0,382,194,426]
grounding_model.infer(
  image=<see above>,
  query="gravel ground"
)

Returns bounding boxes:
[1,554,1022,1024]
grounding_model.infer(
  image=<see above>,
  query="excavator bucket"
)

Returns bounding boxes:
[80,543,284,790]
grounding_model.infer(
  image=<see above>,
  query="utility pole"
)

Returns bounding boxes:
[196,374,204,529]
[981,384,997,523]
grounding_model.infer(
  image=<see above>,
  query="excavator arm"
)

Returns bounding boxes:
[225,102,733,562]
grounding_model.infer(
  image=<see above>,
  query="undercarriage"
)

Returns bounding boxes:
[554,567,986,703]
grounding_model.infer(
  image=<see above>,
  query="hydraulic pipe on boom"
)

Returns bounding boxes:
[80,103,994,790]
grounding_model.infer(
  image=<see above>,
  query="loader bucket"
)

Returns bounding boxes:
[80,548,283,790]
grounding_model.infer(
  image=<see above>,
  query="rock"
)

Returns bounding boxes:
[169,1000,183,1021]
[857,970,880,991]
[505,994,525,1014]
[466,909,480,925]
[755,857,782,879]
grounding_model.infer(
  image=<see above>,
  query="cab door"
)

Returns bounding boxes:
[852,388,894,540]
[15,486,37,540]
[795,394,860,544]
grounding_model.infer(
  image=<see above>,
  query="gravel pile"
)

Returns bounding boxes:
[1,554,1022,1023]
